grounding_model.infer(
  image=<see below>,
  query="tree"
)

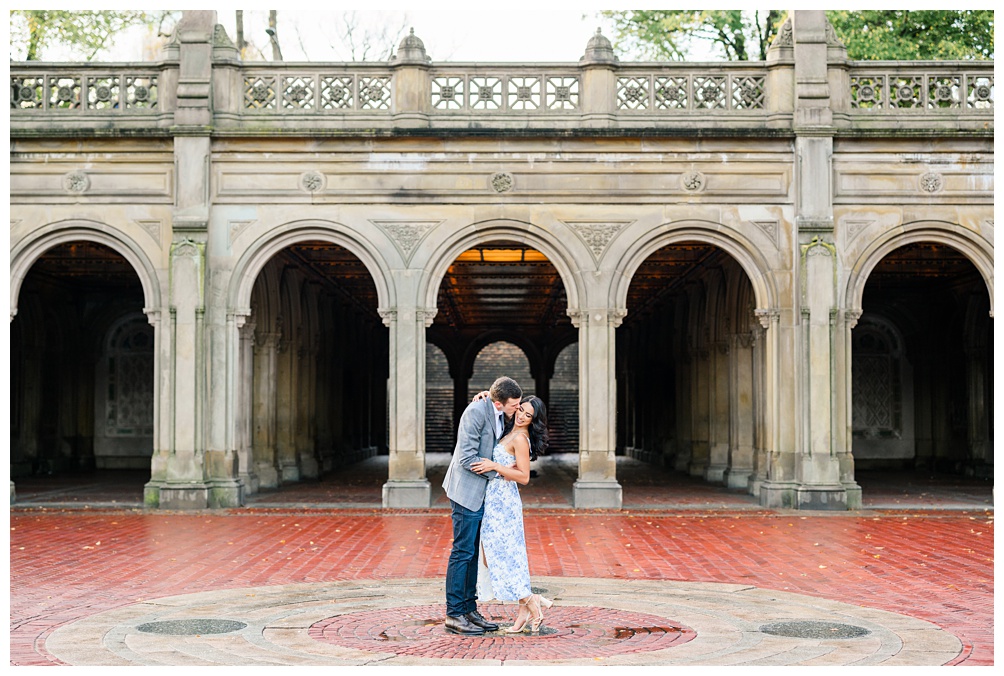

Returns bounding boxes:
[9,10,177,61]
[599,9,785,61]
[599,9,993,61]
[826,10,993,60]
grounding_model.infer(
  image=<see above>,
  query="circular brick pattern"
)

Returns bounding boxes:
[309,603,695,660]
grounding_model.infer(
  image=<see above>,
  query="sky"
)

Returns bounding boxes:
[9,4,624,63]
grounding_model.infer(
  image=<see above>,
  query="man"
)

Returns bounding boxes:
[442,375,522,635]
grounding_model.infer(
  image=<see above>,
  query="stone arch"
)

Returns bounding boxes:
[10,219,162,319]
[418,219,583,315]
[610,221,779,315]
[228,220,394,314]
[845,220,994,315]
[460,330,544,383]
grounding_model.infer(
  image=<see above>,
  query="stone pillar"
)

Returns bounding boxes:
[579,29,618,128]
[275,332,300,483]
[570,309,623,509]
[838,310,863,507]
[145,238,211,509]
[236,316,258,494]
[143,10,227,509]
[748,320,768,497]
[705,340,730,483]
[381,306,434,508]
[724,332,756,489]
[297,338,320,480]
[252,331,280,489]
[390,29,431,128]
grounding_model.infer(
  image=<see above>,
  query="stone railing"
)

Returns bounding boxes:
[10,58,994,133]
[239,65,394,113]
[10,64,163,112]
[846,61,994,111]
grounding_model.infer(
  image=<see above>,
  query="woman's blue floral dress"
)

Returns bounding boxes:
[476,440,532,602]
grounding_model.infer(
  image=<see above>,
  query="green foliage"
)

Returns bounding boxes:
[826,10,993,60]
[599,9,786,61]
[9,10,176,61]
[600,9,992,62]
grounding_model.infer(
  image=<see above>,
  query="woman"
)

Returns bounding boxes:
[470,395,553,633]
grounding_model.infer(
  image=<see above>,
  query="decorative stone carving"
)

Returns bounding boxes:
[377,308,397,327]
[845,309,863,329]
[63,170,90,193]
[773,19,793,47]
[824,20,845,47]
[919,172,943,193]
[134,219,162,245]
[371,220,441,262]
[565,221,631,260]
[229,220,256,242]
[171,237,202,259]
[681,171,706,192]
[490,172,514,193]
[752,220,778,247]
[845,219,874,243]
[300,171,325,193]
[754,308,780,329]
[580,28,618,64]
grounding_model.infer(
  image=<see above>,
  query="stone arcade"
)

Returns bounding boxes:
[9,11,993,510]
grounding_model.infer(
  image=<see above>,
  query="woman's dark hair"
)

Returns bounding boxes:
[521,395,549,461]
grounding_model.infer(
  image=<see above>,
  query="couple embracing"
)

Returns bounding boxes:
[442,375,553,635]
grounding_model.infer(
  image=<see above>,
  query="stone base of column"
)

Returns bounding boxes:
[239,471,260,496]
[145,481,209,509]
[796,484,849,511]
[759,481,797,508]
[723,469,752,490]
[256,463,280,489]
[300,455,319,480]
[704,464,727,483]
[208,479,244,508]
[573,480,623,509]
[842,481,863,510]
[280,461,300,483]
[382,480,431,508]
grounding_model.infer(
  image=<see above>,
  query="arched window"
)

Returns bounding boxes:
[852,318,904,439]
[104,317,154,436]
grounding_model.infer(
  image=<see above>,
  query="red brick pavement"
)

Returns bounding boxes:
[9,506,993,666]
[309,603,695,661]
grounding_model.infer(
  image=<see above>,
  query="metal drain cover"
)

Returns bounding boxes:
[136,619,247,635]
[760,620,870,640]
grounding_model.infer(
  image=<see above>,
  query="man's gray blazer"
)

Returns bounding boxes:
[443,397,501,511]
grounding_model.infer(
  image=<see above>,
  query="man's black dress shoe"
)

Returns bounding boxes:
[465,609,499,631]
[444,614,485,635]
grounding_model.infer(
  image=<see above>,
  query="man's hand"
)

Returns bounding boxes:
[471,390,490,403]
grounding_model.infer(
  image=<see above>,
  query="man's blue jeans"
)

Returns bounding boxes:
[445,499,484,617]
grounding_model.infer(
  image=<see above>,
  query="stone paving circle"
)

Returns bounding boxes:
[44,577,962,666]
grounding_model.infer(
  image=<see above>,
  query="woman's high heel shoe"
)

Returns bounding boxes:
[505,599,531,633]
[526,594,546,632]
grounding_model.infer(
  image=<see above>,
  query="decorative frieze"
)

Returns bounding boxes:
[919,172,943,193]
[431,73,579,111]
[850,70,993,111]
[63,170,89,194]
[751,220,779,247]
[616,73,765,111]
[242,72,392,112]
[134,219,162,245]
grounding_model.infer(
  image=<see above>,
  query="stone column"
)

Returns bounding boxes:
[748,320,768,497]
[275,332,300,483]
[252,331,281,489]
[724,332,756,489]
[705,340,730,483]
[236,316,258,494]
[297,338,320,480]
[570,309,623,509]
[381,306,434,508]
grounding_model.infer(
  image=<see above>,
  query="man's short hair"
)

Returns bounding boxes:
[489,376,522,403]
